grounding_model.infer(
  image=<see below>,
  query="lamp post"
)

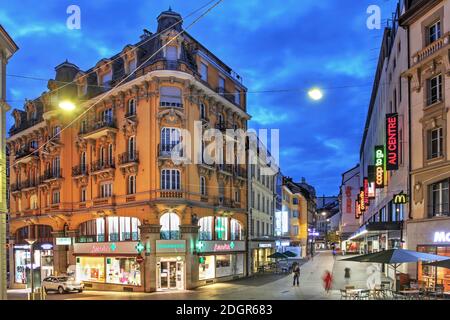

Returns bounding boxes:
[25,239,36,300]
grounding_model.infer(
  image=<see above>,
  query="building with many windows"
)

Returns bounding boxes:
[279,177,316,258]
[247,139,278,274]
[400,0,450,291]
[1,24,18,300]
[6,9,249,292]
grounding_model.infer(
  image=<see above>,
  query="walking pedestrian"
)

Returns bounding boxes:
[332,248,337,259]
[322,270,333,293]
[292,263,300,287]
[344,267,351,285]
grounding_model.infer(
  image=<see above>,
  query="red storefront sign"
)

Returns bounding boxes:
[363,178,370,206]
[386,113,399,171]
[346,186,352,214]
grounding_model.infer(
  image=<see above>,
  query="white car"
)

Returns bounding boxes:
[42,276,84,294]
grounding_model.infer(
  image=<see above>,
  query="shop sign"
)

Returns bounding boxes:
[363,178,370,206]
[136,254,144,264]
[73,241,139,254]
[368,181,376,199]
[375,145,385,188]
[14,244,30,250]
[355,198,361,219]
[56,237,72,246]
[156,240,186,253]
[41,244,53,250]
[258,243,272,248]
[196,240,245,253]
[393,192,408,204]
[433,232,450,243]
[359,189,366,212]
[386,113,399,171]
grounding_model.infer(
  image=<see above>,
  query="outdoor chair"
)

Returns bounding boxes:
[345,285,355,290]
[428,285,444,300]
[359,290,370,300]
[391,290,406,300]
[340,289,349,300]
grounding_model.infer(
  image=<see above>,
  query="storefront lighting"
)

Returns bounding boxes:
[348,230,368,241]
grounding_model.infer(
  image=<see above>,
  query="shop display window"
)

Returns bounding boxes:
[76,257,105,283]
[199,255,215,280]
[215,255,232,277]
[14,249,42,284]
[418,246,450,291]
[230,219,243,240]
[106,257,141,286]
[198,216,213,240]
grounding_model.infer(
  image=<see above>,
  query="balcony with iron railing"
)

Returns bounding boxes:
[413,32,450,66]
[158,144,184,158]
[79,119,118,139]
[234,166,247,179]
[72,164,89,177]
[159,189,184,199]
[118,151,139,166]
[91,159,115,173]
[21,179,39,190]
[215,87,240,107]
[213,196,232,208]
[14,147,39,163]
[217,164,233,175]
[42,168,63,182]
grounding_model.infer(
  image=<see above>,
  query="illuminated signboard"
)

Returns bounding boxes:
[386,113,399,171]
[56,237,72,246]
[196,241,246,253]
[393,192,408,204]
[363,178,370,206]
[359,188,366,212]
[355,198,361,219]
[156,240,186,253]
[345,187,352,214]
[433,232,450,243]
[375,145,385,188]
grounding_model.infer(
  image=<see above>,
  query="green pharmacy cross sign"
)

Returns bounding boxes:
[110,243,117,252]
[135,242,145,254]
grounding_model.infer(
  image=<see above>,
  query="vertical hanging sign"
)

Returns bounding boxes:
[359,188,366,213]
[386,113,399,170]
[363,178,370,206]
[375,145,385,188]
[355,198,361,219]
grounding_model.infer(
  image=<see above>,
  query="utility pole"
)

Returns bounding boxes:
[0,25,18,301]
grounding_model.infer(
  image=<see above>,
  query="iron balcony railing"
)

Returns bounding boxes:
[159,144,184,158]
[72,164,88,176]
[43,168,62,180]
[91,159,115,172]
[119,151,139,165]
[79,119,117,135]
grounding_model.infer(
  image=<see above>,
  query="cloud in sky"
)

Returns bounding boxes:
[2,0,398,195]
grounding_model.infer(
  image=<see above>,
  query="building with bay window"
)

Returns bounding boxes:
[400,0,450,291]
[7,9,249,292]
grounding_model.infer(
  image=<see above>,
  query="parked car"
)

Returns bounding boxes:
[42,276,84,294]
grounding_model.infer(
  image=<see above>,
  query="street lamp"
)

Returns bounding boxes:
[58,100,76,111]
[25,238,36,300]
[308,88,324,101]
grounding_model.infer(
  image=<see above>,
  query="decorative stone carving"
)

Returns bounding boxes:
[413,181,423,204]
[122,118,138,138]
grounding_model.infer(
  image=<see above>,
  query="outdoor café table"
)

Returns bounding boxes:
[373,288,388,299]
[346,289,364,300]
[399,290,421,300]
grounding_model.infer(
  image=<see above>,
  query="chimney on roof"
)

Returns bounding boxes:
[301,177,306,183]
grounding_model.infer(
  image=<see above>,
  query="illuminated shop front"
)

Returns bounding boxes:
[11,225,54,289]
[249,242,275,273]
[197,240,246,283]
[408,219,450,292]
[73,241,143,291]
[155,240,186,291]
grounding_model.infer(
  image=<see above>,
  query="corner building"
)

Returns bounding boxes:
[7,9,249,292]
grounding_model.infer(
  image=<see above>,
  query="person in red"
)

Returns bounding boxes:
[322,270,333,293]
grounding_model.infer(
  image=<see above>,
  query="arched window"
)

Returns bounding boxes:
[200,176,206,196]
[160,86,182,108]
[127,99,136,116]
[160,212,180,239]
[128,136,136,160]
[200,103,206,120]
[80,152,87,173]
[230,219,243,240]
[108,144,114,165]
[78,217,140,242]
[215,217,228,240]
[128,175,136,195]
[30,194,38,210]
[160,127,181,155]
[161,169,180,190]
[198,216,213,240]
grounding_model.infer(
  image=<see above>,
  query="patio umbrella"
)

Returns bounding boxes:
[267,252,288,273]
[283,250,297,258]
[342,249,448,291]
[424,259,450,269]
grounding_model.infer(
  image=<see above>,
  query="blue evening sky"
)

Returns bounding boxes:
[1,0,399,196]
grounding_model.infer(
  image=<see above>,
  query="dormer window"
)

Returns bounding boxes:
[166,45,178,61]
[100,71,112,88]
[79,82,88,96]
[127,59,137,74]
[200,62,208,82]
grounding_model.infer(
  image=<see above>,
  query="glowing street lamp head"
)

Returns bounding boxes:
[59,100,76,111]
[308,88,323,101]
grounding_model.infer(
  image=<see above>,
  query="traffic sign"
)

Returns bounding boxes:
[136,254,144,264]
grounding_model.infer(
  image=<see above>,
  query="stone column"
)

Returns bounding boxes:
[51,231,67,276]
[66,230,78,268]
[139,224,161,293]
[180,224,200,290]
